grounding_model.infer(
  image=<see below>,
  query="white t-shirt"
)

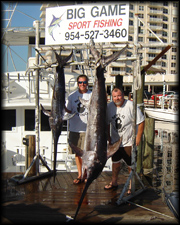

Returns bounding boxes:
[107,99,144,147]
[66,89,92,132]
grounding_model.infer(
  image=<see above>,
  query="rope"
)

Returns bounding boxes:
[126,200,175,219]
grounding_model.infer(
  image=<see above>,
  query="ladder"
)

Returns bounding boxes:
[2,3,17,39]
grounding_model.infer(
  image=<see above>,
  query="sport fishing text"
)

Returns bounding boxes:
[68,18,123,30]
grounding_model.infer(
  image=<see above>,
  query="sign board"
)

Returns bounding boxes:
[45,3,129,45]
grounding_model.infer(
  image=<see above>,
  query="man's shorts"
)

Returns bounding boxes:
[112,146,132,166]
[68,131,85,155]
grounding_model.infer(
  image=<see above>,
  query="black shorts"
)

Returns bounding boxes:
[112,146,132,166]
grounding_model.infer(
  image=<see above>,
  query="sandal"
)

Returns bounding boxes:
[73,178,82,185]
[104,183,118,190]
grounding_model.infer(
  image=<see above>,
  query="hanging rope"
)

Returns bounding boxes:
[134,57,142,90]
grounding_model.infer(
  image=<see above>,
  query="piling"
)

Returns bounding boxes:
[115,75,123,89]
[143,118,155,175]
[24,135,36,176]
[28,135,36,176]
[136,71,145,173]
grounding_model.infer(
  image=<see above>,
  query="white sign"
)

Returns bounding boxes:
[45,3,129,45]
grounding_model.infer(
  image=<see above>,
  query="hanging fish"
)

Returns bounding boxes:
[41,50,74,182]
[69,39,128,220]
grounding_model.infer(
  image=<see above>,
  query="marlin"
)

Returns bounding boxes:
[41,50,74,182]
[69,39,128,220]
[48,13,64,41]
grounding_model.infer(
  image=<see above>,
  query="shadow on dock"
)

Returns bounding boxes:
[1,171,178,224]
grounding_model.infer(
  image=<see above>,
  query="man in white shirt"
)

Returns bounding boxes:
[66,75,91,184]
[104,87,145,193]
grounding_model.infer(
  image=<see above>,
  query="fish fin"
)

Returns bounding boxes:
[63,112,76,120]
[52,15,56,21]
[41,104,51,117]
[103,45,128,67]
[78,97,90,109]
[107,137,122,159]
[68,139,83,157]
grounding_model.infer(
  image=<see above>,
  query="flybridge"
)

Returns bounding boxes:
[66,4,127,19]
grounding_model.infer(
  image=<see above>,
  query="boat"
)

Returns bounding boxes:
[2,70,78,173]
[144,96,178,123]
[2,3,121,175]
[144,107,178,123]
[2,3,178,176]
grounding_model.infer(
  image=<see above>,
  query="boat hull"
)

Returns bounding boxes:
[145,108,178,123]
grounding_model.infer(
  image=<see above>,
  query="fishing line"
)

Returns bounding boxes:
[16,9,37,20]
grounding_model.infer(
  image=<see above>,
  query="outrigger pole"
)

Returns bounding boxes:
[116,13,146,205]
[10,20,53,185]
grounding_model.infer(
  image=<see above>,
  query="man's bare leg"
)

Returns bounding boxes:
[127,166,131,194]
[73,156,82,184]
[111,162,121,186]
[105,162,132,192]
[104,162,121,189]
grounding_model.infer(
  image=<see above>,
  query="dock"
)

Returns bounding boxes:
[1,171,178,224]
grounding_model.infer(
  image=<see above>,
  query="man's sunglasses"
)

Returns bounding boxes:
[78,81,87,84]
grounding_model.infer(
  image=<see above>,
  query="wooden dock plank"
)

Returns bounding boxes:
[1,172,178,224]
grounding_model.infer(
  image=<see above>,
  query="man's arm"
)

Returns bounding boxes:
[65,105,71,113]
[136,121,145,146]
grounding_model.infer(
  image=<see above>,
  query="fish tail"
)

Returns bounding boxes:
[54,50,73,67]
[90,38,128,67]
[74,180,91,220]
[103,44,128,66]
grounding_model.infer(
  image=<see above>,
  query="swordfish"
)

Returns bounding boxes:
[41,50,74,182]
[69,39,128,220]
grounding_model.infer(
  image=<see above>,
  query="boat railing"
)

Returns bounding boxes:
[159,95,178,111]
[2,71,54,103]
[155,128,178,145]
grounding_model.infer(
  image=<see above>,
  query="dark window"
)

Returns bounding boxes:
[62,120,67,132]
[163,24,168,29]
[40,110,67,131]
[163,8,168,14]
[2,109,16,130]
[25,109,35,131]
[41,110,50,131]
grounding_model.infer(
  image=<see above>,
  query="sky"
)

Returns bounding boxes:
[2,2,42,72]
